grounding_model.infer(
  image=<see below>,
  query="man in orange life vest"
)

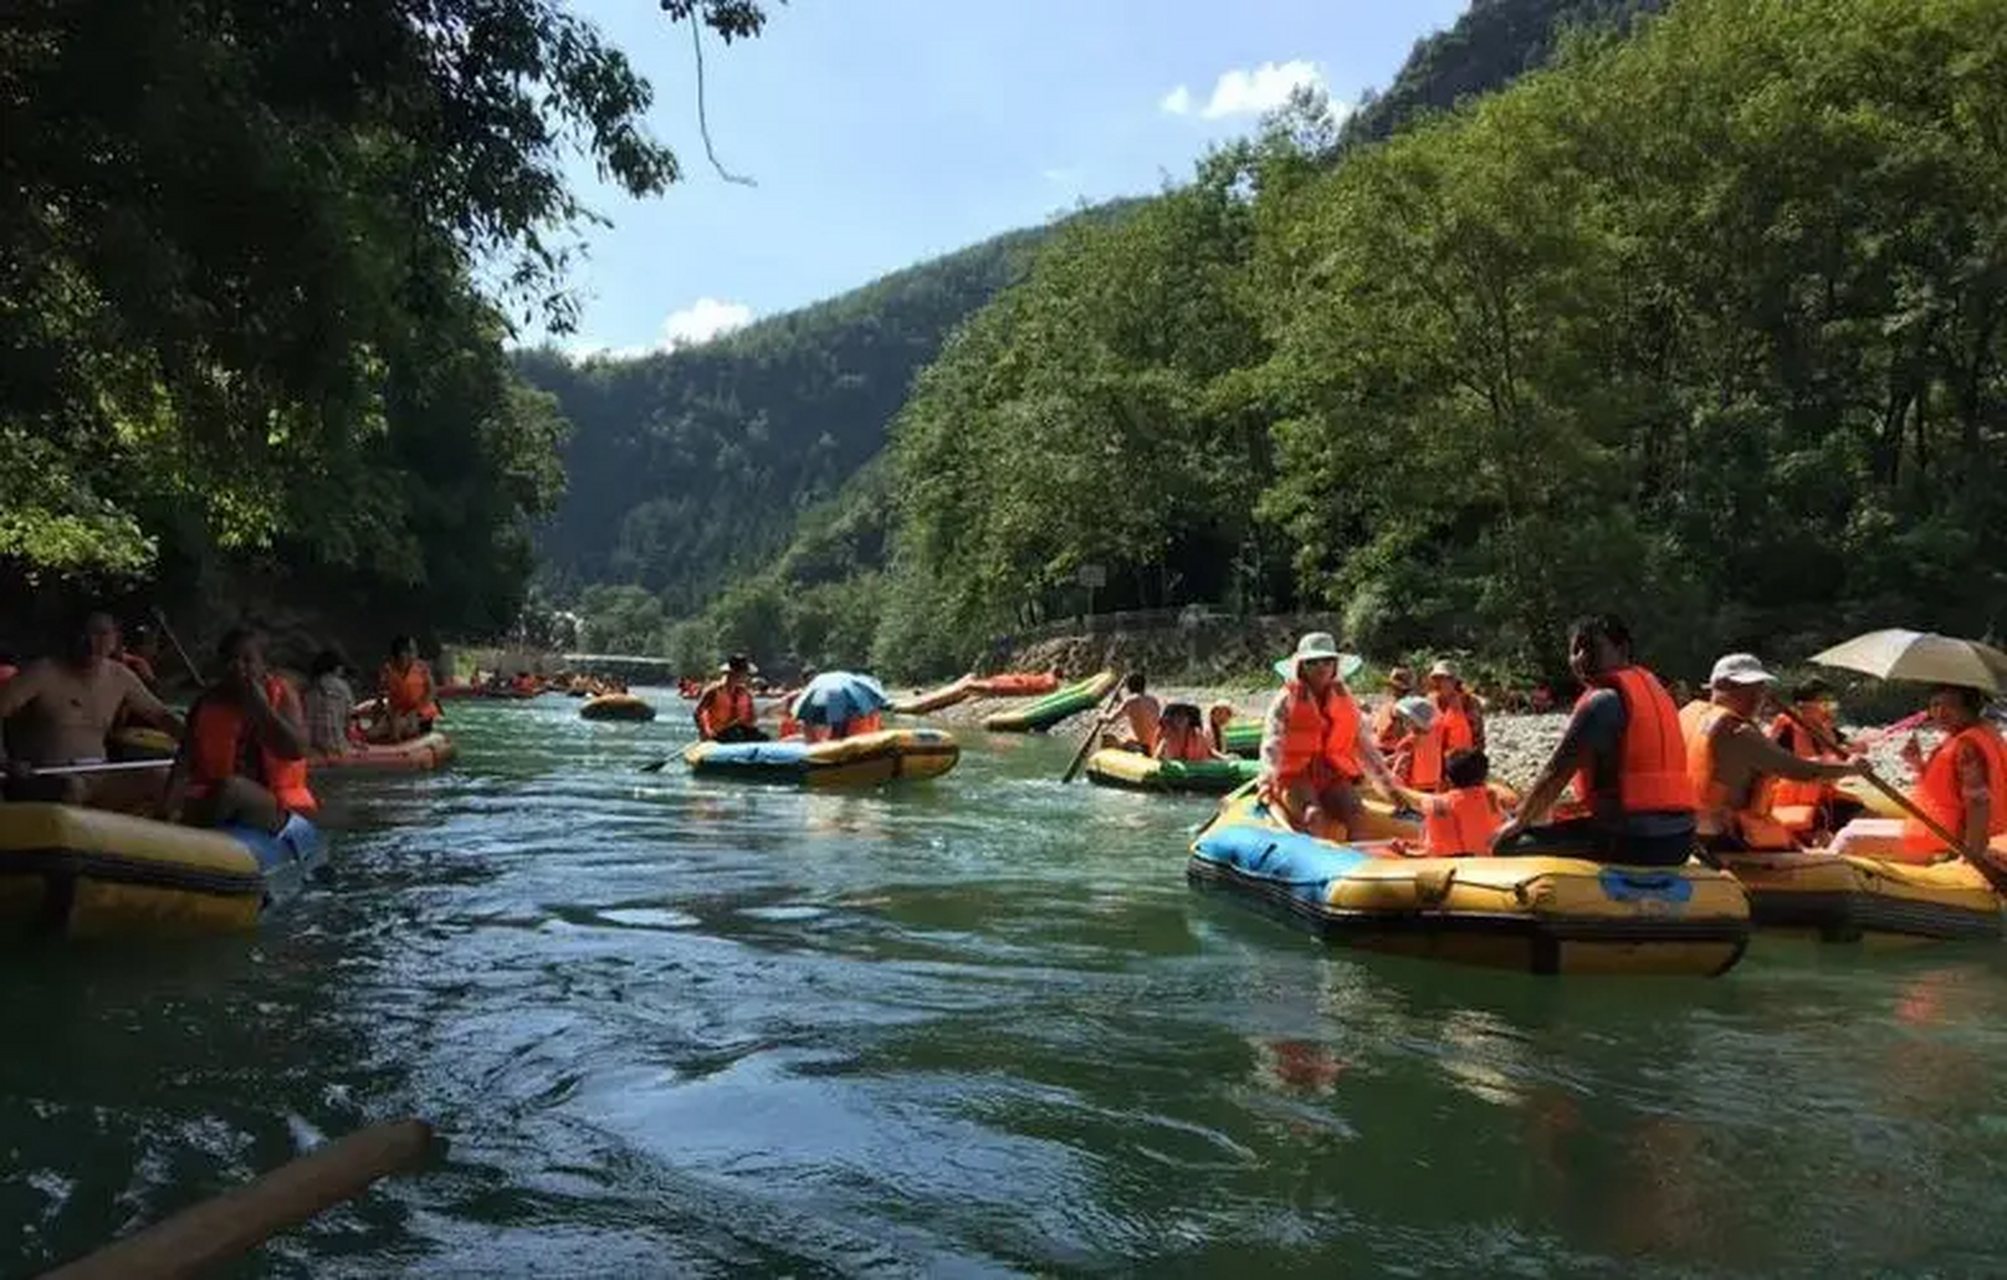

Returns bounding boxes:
[1490,614,1696,866]
[694,654,766,743]
[1830,684,2007,881]
[1256,632,1399,839]
[162,627,313,833]
[1682,653,1859,851]
[376,635,439,743]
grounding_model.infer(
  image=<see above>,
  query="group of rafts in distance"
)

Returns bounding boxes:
[5,606,2007,979]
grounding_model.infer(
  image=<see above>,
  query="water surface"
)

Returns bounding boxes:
[5,694,2007,1276]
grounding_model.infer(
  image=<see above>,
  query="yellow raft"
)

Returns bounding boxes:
[312,730,457,774]
[682,728,960,787]
[891,675,977,716]
[1189,795,1750,976]
[1712,849,2002,942]
[0,803,325,939]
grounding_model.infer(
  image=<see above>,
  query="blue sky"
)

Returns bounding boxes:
[546,0,1469,356]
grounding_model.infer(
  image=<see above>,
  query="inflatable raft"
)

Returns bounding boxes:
[0,803,325,938]
[1188,795,1750,976]
[983,671,1120,733]
[108,727,179,761]
[313,730,457,774]
[970,672,1061,698]
[580,694,657,722]
[892,675,977,716]
[1712,849,2002,942]
[1085,749,1259,795]
[683,728,960,787]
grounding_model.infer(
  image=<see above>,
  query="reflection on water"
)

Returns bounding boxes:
[2,693,2006,1275]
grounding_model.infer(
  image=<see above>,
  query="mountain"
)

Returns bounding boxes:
[515,208,1133,616]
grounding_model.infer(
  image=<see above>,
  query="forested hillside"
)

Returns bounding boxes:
[547,0,1665,665]
[873,0,2007,681]
[516,215,1104,617]
[0,0,771,658]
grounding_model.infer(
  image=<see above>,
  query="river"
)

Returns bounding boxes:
[5,693,2007,1277]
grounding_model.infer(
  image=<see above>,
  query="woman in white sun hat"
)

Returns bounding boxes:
[1257,632,1399,838]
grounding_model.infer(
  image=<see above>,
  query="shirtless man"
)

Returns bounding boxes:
[1111,672,1163,753]
[0,611,182,808]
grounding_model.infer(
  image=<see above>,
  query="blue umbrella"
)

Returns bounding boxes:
[789,671,891,726]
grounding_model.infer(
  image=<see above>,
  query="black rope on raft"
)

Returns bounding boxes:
[689,17,755,186]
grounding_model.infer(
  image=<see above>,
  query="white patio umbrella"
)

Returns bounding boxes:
[1809,629,2007,695]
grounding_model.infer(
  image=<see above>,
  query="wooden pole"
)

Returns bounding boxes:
[150,607,205,686]
[43,1119,436,1280]
[1774,701,1962,852]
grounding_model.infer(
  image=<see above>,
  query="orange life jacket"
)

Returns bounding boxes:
[187,676,317,815]
[696,682,757,738]
[1275,682,1362,787]
[383,659,438,719]
[1571,666,1694,815]
[1901,724,2007,859]
[1397,721,1445,791]
[842,711,882,739]
[1424,785,1502,856]
[1158,726,1215,763]
[1684,703,1792,849]
[1767,711,1839,810]
[1434,691,1475,753]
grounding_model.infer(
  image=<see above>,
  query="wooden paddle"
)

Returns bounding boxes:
[1059,677,1128,784]
[44,1118,436,1280]
[150,607,205,686]
[1773,700,1963,852]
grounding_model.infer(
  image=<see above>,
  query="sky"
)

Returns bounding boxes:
[542,0,1470,358]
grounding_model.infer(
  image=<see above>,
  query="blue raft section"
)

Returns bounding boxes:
[221,813,328,909]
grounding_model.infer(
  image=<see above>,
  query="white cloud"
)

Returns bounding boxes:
[564,296,753,362]
[1160,59,1329,121]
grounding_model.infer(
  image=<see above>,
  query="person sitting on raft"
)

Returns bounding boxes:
[302,649,357,758]
[1766,678,1868,835]
[1154,703,1227,763]
[1427,660,1485,753]
[1488,614,1696,866]
[116,623,162,690]
[1205,701,1238,755]
[1257,632,1399,840]
[1683,654,1860,851]
[1387,695,1446,792]
[375,636,439,743]
[1389,748,1506,857]
[161,628,314,832]
[1828,684,2007,878]
[0,610,183,809]
[1371,666,1416,754]
[1111,672,1162,753]
[695,655,767,743]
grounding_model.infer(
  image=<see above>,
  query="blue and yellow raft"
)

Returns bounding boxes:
[1189,795,1750,976]
[682,727,960,787]
[0,804,325,938]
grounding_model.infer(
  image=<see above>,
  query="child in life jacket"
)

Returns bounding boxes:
[1391,748,1505,857]
[1154,703,1227,763]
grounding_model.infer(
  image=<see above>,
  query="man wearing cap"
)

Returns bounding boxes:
[1686,653,1860,850]
[1372,666,1416,754]
[1427,660,1485,753]
[1258,632,1399,838]
[693,654,766,743]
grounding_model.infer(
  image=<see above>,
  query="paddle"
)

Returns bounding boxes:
[150,607,205,686]
[1773,700,1963,853]
[1059,677,1128,784]
[43,1118,437,1280]
[31,759,174,778]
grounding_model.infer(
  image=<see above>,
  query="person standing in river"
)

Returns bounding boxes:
[1489,614,1696,865]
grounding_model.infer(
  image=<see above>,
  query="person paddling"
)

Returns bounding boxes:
[1110,672,1162,753]
[1489,614,1696,866]
[694,654,765,743]
[162,628,314,832]
[1256,632,1399,840]
[1683,653,1859,852]
[0,610,182,809]
[1829,684,2007,874]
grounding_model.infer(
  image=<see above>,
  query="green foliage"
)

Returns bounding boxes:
[1,0,767,642]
